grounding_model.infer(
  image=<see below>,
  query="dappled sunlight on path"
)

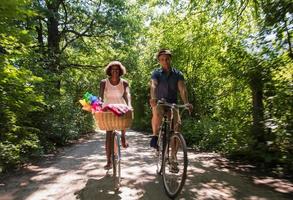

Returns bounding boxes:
[0,130,292,200]
[181,153,293,200]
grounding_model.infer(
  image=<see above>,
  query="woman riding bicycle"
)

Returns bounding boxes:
[99,61,132,170]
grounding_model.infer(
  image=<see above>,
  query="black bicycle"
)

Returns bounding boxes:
[156,100,189,198]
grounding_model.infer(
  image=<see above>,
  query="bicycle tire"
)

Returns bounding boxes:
[162,132,188,198]
[156,123,166,174]
[112,132,121,189]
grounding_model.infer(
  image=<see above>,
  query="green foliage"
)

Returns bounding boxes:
[134,0,292,174]
[0,57,44,173]
[43,98,94,146]
[0,127,42,173]
[0,142,20,173]
[182,115,252,153]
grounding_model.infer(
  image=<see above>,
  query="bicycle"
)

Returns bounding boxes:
[109,130,121,189]
[94,110,133,190]
[156,100,189,198]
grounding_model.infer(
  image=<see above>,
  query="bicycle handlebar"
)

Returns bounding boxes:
[157,99,189,110]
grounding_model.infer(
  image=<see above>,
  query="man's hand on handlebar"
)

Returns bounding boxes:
[149,98,158,107]
[185,103,193,114]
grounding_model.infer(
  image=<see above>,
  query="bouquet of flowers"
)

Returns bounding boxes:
[79,92,103,112]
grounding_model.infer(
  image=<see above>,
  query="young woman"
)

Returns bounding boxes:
[99,61,132,170]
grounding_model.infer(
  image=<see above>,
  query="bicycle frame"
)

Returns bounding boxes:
[160,104,177,167]
[160,100,185,143]
[156,100,189,198]
[112,131,121,162]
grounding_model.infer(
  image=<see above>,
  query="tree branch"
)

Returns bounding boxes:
[60,0,103,53]
[285,20,293,59]
[61,0,68,44]
[61,63,103,71]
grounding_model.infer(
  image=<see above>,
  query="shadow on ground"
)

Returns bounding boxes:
[75,175,121,200]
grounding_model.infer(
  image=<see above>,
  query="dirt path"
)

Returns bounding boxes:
[0,130,292,200]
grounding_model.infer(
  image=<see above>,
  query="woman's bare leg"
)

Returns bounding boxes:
[104,131,112,169]
[121,129,128,148]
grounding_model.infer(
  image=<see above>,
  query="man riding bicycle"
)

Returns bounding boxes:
[149,49,193,172]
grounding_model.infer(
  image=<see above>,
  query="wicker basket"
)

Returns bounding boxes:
[94,111,133,131]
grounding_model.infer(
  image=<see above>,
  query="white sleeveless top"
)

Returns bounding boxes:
[103,78,127,107]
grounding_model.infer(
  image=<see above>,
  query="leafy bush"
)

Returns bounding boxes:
[0,127,42,173]
[182,115,252,154]
[40,97,95,146]
[0,61,44,172]
[0,142,20,173]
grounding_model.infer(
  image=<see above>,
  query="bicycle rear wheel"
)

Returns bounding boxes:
[111,132,121,189]
[162,132,188,198]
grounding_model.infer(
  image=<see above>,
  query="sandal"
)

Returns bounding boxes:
[121,135,129,148]
[104,163,112,170]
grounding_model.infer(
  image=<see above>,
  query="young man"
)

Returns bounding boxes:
[149,49,192,148]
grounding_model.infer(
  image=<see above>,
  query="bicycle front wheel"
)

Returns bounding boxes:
[156,125,166,175]
[112,132,121,189]
[162,133,188,198]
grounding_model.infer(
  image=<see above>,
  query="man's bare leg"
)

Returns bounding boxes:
[150,106,162,148]
[153,106,163,135]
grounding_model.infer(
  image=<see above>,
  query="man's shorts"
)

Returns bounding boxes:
[153,104,181,127]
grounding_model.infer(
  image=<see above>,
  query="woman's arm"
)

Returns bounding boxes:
[99,79,106,101]
[122,80,132,108]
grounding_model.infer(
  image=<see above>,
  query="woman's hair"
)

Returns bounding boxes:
[104,61,126,76]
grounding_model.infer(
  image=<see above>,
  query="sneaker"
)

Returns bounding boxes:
[150,136,158,149]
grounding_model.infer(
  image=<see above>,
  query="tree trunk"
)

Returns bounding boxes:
[249,72,265,145]
[46,0,62,93]
[285,19,293,60]
[36,18,44,53]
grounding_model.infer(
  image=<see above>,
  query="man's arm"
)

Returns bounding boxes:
[178,80,189,104]
[150,79,158,107]
[178,80,193,112]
